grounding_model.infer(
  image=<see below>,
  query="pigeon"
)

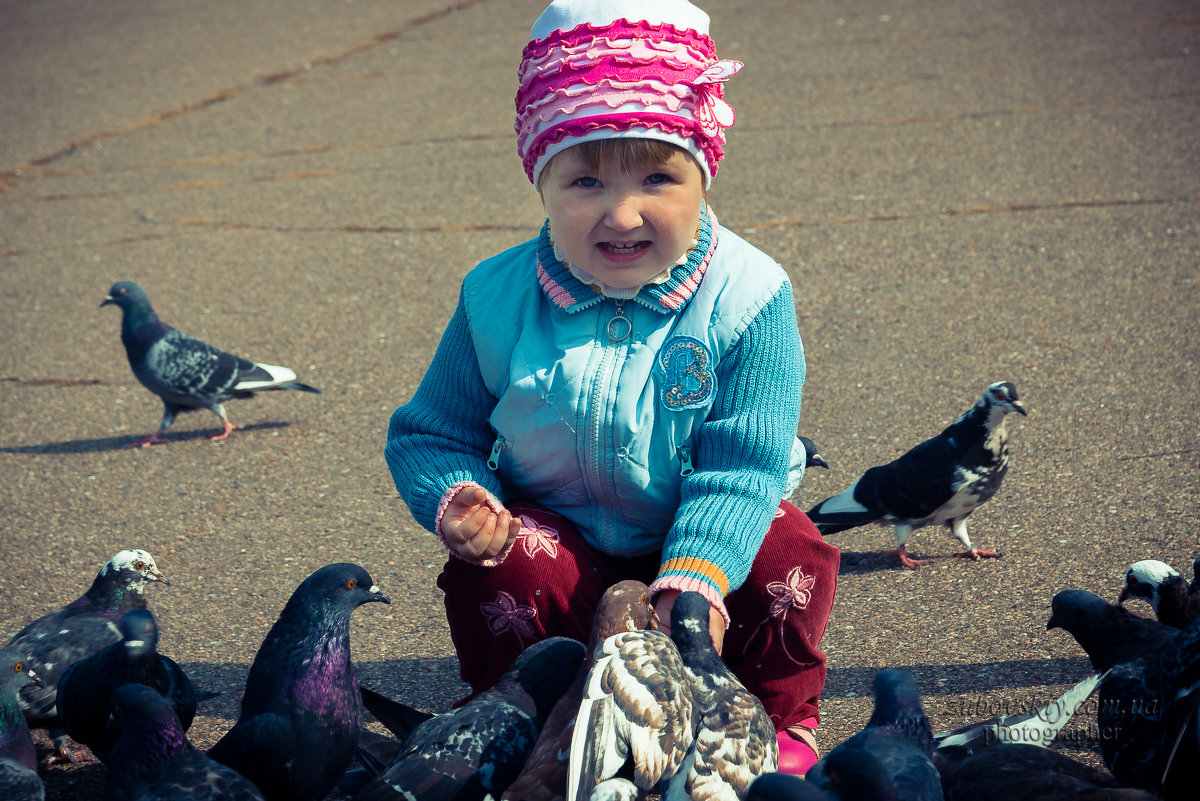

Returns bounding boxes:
[1117,559,1200,629]
[799,436,830,470]
[0,647,44,801]
[106,683,267,801]
[806,669,943,801]
[101,280,320,447]
[1046,589,1178,672]
[57,608,197,762]
[5,548,169,763]
[807,381,1026,568]
[745,772,831,801]
[502,579,658,801]
[567,619,699,801]
[207,563,390,801]
[930,670,1103,770]
[664,590,778,801]
[938,742,1157,801]
[353,635,586,801]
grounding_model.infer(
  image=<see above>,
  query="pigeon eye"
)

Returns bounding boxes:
[134,561,145,571]
[12,662,21,673]
[345,579,357,590]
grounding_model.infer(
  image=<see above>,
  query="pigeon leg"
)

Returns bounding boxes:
[126,430,169,448]
[947,518,1000,560]
[207,404,243,441]
[42,733,87,766]
[888,525,927,568]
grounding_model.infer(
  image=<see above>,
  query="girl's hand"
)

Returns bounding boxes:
[441,485,521,561]
[654,589,726,654]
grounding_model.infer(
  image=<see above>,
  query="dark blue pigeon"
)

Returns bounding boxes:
[807,381,1026,568]
[938,741,1157,801]
[58,608,197,762]
[354,635,586,801]
[101,280,320,447]
[208,563,389,801]
[5,548,169,763]
[0,647,44,801]
[1046,589,1177,672]
[806,669,942,801]
[106,683,266,801]
[746,772,831,801]
[665,590,778,801]
[1118,559,1200,629]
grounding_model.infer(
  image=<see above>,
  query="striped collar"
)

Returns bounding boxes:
[537,205,718,314]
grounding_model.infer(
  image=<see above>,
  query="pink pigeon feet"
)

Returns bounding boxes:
[208,421,244,441]
[887,545,928,569]
[126,431,168,448]
[954,548,1001,560]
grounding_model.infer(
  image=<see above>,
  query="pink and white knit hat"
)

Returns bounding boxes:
[515,0,742,187]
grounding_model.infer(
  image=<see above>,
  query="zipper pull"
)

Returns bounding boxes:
[678,445,694,476]
[487,437,504,470]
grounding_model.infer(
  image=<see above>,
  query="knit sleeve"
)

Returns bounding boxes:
[650,282,805,615]
[384,287,505,533]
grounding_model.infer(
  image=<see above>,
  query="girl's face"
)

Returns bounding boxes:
[540,146,705,290]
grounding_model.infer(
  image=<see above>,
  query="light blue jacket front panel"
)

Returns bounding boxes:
[463,225,788,557]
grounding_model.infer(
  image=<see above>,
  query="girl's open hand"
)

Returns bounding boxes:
[441,485,521,561]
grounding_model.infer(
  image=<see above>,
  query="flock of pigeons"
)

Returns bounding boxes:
[0,282,1193,800]
[1,546,1197,801]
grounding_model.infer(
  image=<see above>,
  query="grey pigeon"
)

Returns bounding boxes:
[353,636,586,801]
[502,580,658,801]
[567,618,699,801]
[101,280,320,447]
[208,563,390,801]
[58,608,197,762]
[931,670,1102,770]
[5,548,169,763]
[106,683,266,801]
[1046,589,1177,672]
[664,590,778,801]
[807,381,1026,568]
[0,647,44,801]
[806,669,943,801]
[1118,558,1200,629]
[938,742,1157,801]
[746,772,831,801]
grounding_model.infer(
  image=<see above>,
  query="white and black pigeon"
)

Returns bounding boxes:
[799,436,830,470]
[207,563,389,801]
[784,436,830,497]
[106,683,267,801]
[101,280,320,447]
[806,669,943,801]
[567,613,699,801]
[930,670,1104,770]
[1117,559,1200,629]
[0,647,44,801]
[57,608,197,762]
[665,590,778,801]
[5,548,169,764]
[807,381,1027,568]
[502,580,658,801]
[352,636,586,801]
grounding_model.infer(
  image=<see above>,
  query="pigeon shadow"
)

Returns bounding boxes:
[835,549,999,575]
[0,421,292,454]
[825,655,1094,698]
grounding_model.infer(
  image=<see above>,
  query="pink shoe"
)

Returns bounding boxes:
[776,725,819,776]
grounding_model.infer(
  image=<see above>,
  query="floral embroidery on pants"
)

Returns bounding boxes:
[743,565,821,668]
[481,590,538,647]
[516,515,561,559]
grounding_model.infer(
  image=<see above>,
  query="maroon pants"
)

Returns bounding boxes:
[436,499,839,732]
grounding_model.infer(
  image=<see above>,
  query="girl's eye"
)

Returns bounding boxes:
[575,176,600,189]
[646,173,669,185]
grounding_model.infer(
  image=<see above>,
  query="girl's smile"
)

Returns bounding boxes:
[540,146,705,291]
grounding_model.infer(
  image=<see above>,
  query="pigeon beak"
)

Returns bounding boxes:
[101,295,115,307]
[1046,614,1059,631]
[150,569,170,586]
[27,668,44,689]
[367,585,391,604]
[1116,587,1130,605]
[811,454,831,469]
[124,640,150,658]
[1012,400,1028,416]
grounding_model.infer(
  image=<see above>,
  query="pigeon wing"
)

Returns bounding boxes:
[140,330,243,405]
[206,711,298,795]
[685,685,778,801]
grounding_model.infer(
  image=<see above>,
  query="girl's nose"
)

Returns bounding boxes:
[604,192,643,231]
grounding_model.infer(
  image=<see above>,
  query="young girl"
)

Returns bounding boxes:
[384,0,838,775]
